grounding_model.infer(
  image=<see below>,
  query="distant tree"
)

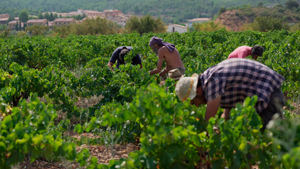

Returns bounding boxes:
[275,3,285,13]
[134,5,140,14]
[19,10,29,23]
[276,3,284,8]
[173,19,179,24]
[54,13,58,19]
[125,15,166,35]
[210,11,215,18]
[15,23,19,31]
[285,0,299,10]
[188,26,195,32]
[23,23,27,31]
[53,17,119,37]
[26,25,49,36]
[8,15,15,22]
[49,13,55,21]
[38,12,43,19]
[44,13,50,20]
[0,25,10,38]
[74,15,81,20]
[258,2,264,8]
[218,7,227,15]
[125,16,141,33]
[252,16,290,32]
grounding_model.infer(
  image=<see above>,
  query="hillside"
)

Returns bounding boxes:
[0,0,290,23]
[215,4,300,31]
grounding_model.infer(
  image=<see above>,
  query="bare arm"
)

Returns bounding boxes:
[107,62,114,71]
[205,95,221,121]
[149,50,164,75]
[221,108,231,120]
[159,67,170,76]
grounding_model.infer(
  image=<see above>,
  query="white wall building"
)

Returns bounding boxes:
[167,24,187,33]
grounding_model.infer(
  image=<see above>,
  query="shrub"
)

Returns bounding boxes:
[252,16,290,32]
[218,7,227,16]
[26,25,49,36]
[192,21,227,32]
[53,17,119,37]
[235,12,244,19]
[285,0,299,10]
[125,14,166,35]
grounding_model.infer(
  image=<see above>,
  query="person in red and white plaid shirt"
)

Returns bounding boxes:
[175,58,285,131]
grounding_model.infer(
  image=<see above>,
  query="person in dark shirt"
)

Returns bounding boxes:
[107,46,143,70]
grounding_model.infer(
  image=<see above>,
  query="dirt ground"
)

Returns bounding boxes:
[13,132,137,169]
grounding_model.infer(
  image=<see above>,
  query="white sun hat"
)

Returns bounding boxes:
[175,73,199,102]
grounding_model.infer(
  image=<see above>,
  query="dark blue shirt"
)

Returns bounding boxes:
[109,46,142,68]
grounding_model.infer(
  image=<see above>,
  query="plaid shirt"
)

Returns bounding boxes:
[200,59,284,113]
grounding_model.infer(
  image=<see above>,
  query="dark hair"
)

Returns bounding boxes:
[251,45,264,56]
[197,74,202,88]
[119,49,129,63]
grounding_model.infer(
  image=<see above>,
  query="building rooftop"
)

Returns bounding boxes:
[84,10,103,14]
[188,18,211,22]
[27,19,46,23]
[0,14,9,18]
[168,24,187,29]
[0,18,9,21]
[8,20,18,24]
[54,18,75,22]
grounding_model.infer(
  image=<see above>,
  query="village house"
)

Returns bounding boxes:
[167,24,187,33]
[104,9,122,19]
[109,14,129,27]
[53,18,75,26]
[0,14,9,18]
[103,9,131,27]
[8,20,21,30]
[48,21,54,29]
[81,9,105,18]
[0,14,9,25]
[7,17,26,30]
[0,18,9,25]
[43,11,78,18]
[33,9,130,28]
[45,9,105,19]
[187,18,211,27]
[27,19,47,26]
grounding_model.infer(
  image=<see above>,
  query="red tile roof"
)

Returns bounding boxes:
[0,14,9,18]
[0,18,9,21]
[27,19,47,23]
[54,18,75,22]
[8,20,18,24]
